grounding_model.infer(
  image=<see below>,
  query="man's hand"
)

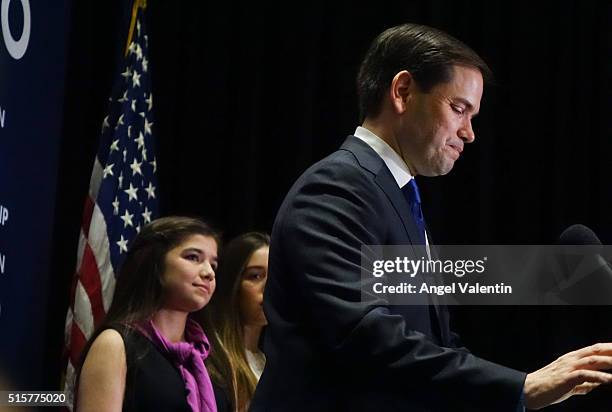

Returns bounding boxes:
[524,343,612,410]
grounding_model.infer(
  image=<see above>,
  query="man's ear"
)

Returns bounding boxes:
[389,70,415,114]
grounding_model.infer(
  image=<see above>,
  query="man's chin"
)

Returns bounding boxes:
[439,165,454,176]
[419,162,455,177]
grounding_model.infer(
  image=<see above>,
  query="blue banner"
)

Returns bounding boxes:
[0,0,71,389]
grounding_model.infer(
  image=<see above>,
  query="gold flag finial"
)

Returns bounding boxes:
[124,0,147,56]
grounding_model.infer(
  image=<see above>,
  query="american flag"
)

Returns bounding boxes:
[62,7,158,409]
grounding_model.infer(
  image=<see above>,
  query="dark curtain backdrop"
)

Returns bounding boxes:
[45,1,611,410]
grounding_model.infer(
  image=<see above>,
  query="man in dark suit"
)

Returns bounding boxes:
[251,24,612,411]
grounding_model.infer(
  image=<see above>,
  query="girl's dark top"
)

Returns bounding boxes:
[109,325,230,412]
[111,325,190,412]
[212,383,231,412]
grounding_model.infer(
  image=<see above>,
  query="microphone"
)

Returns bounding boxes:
[554,224,612,305]
[558,224,602,246]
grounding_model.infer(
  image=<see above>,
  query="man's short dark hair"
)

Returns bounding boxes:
[357,23,493,120]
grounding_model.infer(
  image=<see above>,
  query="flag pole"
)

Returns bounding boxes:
[125,0,147,56]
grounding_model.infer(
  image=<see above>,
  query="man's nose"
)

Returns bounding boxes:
[459,119,475,143]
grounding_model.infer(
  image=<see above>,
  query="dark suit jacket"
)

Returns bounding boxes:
[250,136,526,411]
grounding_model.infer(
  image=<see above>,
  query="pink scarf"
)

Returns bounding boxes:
[138,318,217,412]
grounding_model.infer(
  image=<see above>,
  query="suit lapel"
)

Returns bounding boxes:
[340,136,425,248]
[341,135,449,343]
[374,171,428,250]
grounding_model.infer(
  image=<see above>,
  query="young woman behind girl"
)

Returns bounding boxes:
[206,232,270,412]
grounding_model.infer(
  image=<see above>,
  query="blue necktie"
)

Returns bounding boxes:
[402,179,426,245]
[402,179,442,341]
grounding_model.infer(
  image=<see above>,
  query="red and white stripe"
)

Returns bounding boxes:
[62,159,117,410]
